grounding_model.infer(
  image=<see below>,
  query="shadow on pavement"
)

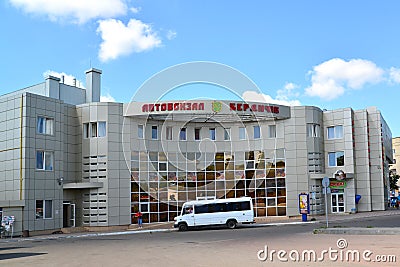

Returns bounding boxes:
[0,252,47,260]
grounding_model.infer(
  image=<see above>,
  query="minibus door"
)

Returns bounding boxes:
[182,204,195,226]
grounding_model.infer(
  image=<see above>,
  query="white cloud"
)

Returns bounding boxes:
[242,90,301,106]
[43,70,84,88]
[276,82,300,102]
[166,30,177,40]
[100,93,116,102]
[9,0,128,24]
[97,18,162,62]
[389,67,400,84]
[130,6,141,14]
[305,58,384,101]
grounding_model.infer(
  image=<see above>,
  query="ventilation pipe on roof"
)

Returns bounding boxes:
[85,68,102,103]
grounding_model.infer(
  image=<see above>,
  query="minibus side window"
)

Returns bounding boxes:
[214,203,226,212]
[241,201,250,210]
[207,204,216,213]
[195,204,208,214]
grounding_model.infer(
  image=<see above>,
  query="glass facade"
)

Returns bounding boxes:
[130,149,286,223]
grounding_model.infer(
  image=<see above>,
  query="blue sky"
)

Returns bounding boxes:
[1,0,400,136]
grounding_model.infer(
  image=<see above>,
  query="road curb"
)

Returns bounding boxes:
[313,227,400,235]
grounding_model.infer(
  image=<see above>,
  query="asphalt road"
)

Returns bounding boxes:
[1,214,399,267]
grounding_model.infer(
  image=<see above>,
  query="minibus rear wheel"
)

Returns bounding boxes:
[226,220,237,229]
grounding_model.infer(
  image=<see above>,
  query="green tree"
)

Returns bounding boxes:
[390,174,399,191]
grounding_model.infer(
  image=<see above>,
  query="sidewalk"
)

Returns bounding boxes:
[1,209,399,243]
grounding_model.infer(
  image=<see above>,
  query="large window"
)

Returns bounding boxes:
[152,126,158,140]
[328,151,344,167]
[209,128,216,140]
[239,127,246,140]
[307,123,321,137]
[83,122,106,138]
[254,126,261,139]
[327,125,343,139]
[180,128,187,141]
[130,149,287,222]
[36,151,54,171]
[36,200,53,219]
[37,116,54,135]
[138,125,144,139]
[224,128,231,141]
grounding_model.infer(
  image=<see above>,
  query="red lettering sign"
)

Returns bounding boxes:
[229,103,280,114]
[141,102,205,112]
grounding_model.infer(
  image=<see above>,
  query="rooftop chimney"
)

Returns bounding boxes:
[85,68,102,103]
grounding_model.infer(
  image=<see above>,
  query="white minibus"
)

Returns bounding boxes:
[174,197,255,231]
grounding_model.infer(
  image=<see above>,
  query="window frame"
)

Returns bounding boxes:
[328,151,345,167]
[253,125,261,139]
[327,125,343,139]
[98,121,106,137]
[166,126,172,140]
[179,128,187,141]
[90,122,98,138]
[194,128,201,141]
[268,125,276,138]
[239,127,246,140]
[307,123,321,138]
[35,199,53,219]
[151,125,158,140]
[84,122,107,138]
[224,128,231,141]
[36,150,54,171]
[138,124,144,139]
[83,123,89,138]
[37,116,54,135]
[209,128,216,141]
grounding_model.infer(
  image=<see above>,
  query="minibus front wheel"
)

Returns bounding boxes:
[178,223,188,231]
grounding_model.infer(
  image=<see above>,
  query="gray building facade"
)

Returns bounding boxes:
[0,69,393,235]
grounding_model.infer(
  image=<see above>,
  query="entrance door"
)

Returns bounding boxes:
[69,204,76,227]
[331,193,345,213]
[63,202,76,227]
